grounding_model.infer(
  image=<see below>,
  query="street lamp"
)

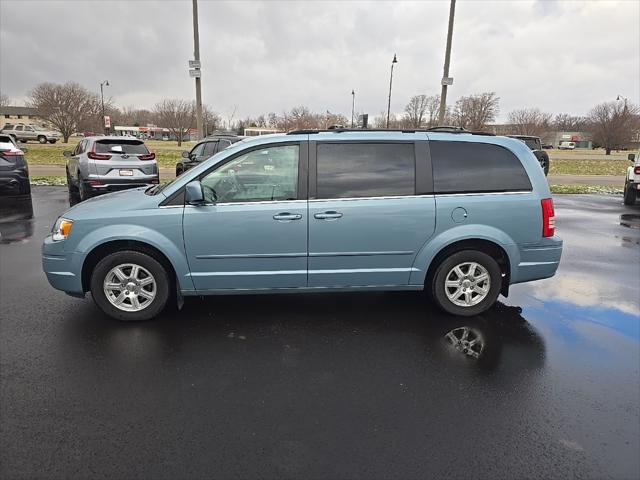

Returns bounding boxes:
[616,94,628,112]
[100,80,109,134]
[386,54,398,129]
[438,0,456,125]
[351,89,355,128]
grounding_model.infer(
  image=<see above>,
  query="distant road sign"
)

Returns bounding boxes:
[441,77,454,86]
[189,69,201,78]
[104,115,111,128]
[189,60,201,68]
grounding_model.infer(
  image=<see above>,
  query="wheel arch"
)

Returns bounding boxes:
[81,239,179,293]
[415,236,515,297]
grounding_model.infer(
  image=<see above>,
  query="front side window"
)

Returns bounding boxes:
[190,143,205,158]
[316,143,415,199]
[200,144,299,203]
[431,141,532,193]
[15,125,23,131]
[25,126,34,132]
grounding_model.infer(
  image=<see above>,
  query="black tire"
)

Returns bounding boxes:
[90,250,170,321]
[38,136,47,144]
[623,181,636,205]
[176,167,183,177]
[66,168,78,193]
[49,140,57,144]
[430,250,502,317]
[78,173,90,201]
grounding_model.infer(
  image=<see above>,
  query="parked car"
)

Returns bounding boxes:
[176,133,244,176]
[63,136,159,202]
[558,141,576,150]
[43,129,563,321]
[541,143,554,149]
[507,135,550,176]
[1,123,58,144]
[0,134,30,195]
[623,151,640,205]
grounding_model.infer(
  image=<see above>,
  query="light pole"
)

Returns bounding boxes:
[616,94,628,112]
[100,80,109,134]
[438,0,456,125]
[386,54,398,129]
[351,89,355,128]
[192,0,204,140]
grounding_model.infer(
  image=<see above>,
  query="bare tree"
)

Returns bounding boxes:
[153,99,195,146]
[424,94,441,128]
[451,92,500,131]
[202,105,222,136]
[404,95,429,128]
[587,101,639,155]
[507,108,552,136]
[553,113,588,131]
[0,93,9,108]
[28,82,100,142]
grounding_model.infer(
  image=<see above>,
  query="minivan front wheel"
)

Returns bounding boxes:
[90,250,170,321]
[431,250,502,317]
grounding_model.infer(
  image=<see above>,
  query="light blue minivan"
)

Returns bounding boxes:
[42,129,562,321]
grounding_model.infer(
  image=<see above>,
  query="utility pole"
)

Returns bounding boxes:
[100,80,109,135]
[438,0,456,126]
[351,89,355,128]
[192,0,204,140]
[386,54,398,129]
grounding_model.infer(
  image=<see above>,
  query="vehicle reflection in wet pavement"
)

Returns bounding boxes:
[0,188,638,479]
[0,194,34,244]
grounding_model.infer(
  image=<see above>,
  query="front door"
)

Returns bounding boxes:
[183,142,308,291]
[308,141,436,287]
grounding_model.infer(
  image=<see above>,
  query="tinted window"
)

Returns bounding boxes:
[15,126,23,131]
[431,141,532,193]
[203,141,217,157]
[191,143,205,157]
[95,140,149,154]
[217,139,231,151]
[316,143,415,199]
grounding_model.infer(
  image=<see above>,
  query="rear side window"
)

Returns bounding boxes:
[430,141,532,193]
[203,141,217,157]
[316,143,415,199]
[95,140,149,154]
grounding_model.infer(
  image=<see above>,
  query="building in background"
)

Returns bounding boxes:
[0,106,55,131]
[244,127,282,136]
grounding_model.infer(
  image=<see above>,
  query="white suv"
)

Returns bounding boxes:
[624,151,640,205]
[1,124,58,144]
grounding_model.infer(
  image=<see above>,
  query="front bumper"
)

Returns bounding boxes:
[42,235,85,295]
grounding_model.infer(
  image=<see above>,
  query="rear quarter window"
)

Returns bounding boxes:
[430,141,532,194]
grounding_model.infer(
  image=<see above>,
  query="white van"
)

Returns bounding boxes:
[558,141,576,150]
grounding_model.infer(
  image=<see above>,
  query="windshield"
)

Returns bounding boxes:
[95,139,149,154]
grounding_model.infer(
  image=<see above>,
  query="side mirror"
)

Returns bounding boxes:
[182,150,190,158]
[185,180,205,205]
[63,151,72,157]
[628,153,636,162]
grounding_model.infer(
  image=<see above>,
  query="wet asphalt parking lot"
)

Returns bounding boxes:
[1,187,639,480]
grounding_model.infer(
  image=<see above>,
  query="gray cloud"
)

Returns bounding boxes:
[0,0,638,121]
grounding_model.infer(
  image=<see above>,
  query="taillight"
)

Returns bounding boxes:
[87,151,111,160]
[0,150,23,157]
[138,152,155,161]
[541,198,555,237]
[634,166,640,174]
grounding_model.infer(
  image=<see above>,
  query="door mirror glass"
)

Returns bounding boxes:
[63,150,72,157]
[628,153,636,162]
[185,180,205,205]
[182,150,190,158]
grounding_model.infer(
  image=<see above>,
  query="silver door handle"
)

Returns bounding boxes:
[273,212,302,221]
[314,211,343,220]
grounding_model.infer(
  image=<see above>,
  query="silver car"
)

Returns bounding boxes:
[64,136,159,201]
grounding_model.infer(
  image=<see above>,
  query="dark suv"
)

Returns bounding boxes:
[507,135,550,176]
[176,133,244,176]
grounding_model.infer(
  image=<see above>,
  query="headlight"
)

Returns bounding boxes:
[52,217,74,241]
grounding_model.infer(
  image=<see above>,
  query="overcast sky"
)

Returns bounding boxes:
[1,0,638,122]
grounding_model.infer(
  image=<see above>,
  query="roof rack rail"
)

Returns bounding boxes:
[286,127,494,136]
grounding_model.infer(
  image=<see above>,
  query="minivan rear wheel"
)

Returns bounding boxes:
[431,250,502,317]
[90,250,170,321]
